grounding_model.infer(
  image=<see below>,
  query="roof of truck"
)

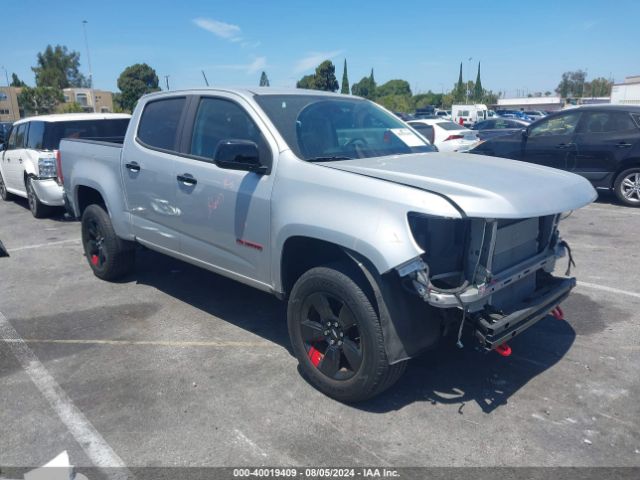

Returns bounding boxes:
[13,113,131,125]
[142,87,356,100]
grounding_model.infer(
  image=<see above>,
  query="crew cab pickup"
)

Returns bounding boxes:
[60,88,596,402]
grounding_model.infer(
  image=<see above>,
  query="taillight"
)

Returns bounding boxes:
[55,149,63,185]
[444,135,464,141]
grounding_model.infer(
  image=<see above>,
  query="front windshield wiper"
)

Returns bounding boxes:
[306,156,353,163]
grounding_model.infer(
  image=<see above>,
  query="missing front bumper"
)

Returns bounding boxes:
[472,275,575,350]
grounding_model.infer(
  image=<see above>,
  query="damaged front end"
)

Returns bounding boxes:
[398,212,575,351]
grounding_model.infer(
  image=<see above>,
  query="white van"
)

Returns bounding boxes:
[0,113,130,217]
[451,104,488,127]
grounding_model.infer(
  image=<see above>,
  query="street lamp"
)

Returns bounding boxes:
[82,20,95,112]
[466,57,472,103]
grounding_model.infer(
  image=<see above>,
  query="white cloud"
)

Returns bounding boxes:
[193,17,242,42]
[215,56,267,75]
[583,20,598,30]
[241,40,262,49]
[294,50,343,73]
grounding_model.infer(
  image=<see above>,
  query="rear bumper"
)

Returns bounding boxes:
[31,179,64,206]
[473,275,575,350]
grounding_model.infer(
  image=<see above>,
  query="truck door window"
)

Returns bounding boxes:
[582,111,637,133]
[190,97,267,161]
[529,112,580,138]
[137,97,186,152]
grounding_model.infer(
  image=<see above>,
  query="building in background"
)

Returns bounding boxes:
[0,87,21,122]
[496,96,563,112]
[62,88,114,113]
[611,76,640,105]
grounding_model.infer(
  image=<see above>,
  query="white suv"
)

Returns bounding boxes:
[0,113,130,217]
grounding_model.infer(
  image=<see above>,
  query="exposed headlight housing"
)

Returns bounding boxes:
[38,158,57,178]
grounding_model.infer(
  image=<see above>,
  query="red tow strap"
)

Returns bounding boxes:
[495,343,512,357]
[551,306,564,320]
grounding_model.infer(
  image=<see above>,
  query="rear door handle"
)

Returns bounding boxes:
[556,143,575,149]
[125,162,140,172]
[177,173,197,185]
[617,143,633,148]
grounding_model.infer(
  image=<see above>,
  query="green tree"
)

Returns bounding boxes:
[313,60,339,92]
[59,102,84,113]
[376,95,412,113]
[585,77,612,97]
[453,63,465,102]
[351,69,377,100]
[473,62,483,101]
[116,63,160,112]
[376,79,412,98]
[341,59,349,94]
[296,74,316,89]
[18,86,64,115]
[413,91,443,109]
[259,71,270,87]
[556,70,587,98]
[32,45,88,89]
[10,73,27,87]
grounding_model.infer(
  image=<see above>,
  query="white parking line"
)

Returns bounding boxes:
[0,311,131,478]
[4,338,277,348]
[577,281,640,299]
[7,239,80,252]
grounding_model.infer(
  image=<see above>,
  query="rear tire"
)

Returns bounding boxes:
[613,168,640,207]
[287,263,406,403]
[81,204,135,281]
[26,177,52,218]
[0,171,14,201]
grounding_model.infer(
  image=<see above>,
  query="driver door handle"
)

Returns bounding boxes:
[556,143,575,149]
[177,173,197,186]
[125,161,140,172]
[617,142,633,148]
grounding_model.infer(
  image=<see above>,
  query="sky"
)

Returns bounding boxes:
[2,0,638,97]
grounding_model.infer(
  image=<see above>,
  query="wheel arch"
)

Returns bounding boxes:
[612,157,640,188]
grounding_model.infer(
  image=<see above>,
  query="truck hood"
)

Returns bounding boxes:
[319,152,597,218]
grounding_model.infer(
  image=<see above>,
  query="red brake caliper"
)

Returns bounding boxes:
[308,346,324,367]
[495,343,512,357]
[91,254,99,266]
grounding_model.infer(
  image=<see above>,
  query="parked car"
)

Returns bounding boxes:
[408,118,480,152]
[495,109,534,122]
[434,109,451,120]
[0,113,130,217]
[60,88,595,402]
[470,105,640,206]
[471,118,530,141]
[0,122,12,146]
[523,110,546,121]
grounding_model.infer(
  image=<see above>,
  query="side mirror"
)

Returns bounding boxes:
[213,140,267,174]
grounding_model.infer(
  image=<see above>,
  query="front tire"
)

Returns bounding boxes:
[287,264,406,402]
[26,177,52,218]
[614,168,640,207]
[0,171,13,201]
[81,204,135,281]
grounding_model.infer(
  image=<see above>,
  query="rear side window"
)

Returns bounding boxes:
[15,123,28,148]
[137,97,186,151]
[42,119,130,150]
[410,124,435,144]
[26,121,45,150]
[632,113,640,128]
[583,111,638,134]
[437,121,466,131]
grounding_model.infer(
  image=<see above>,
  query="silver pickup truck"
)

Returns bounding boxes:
[60,88,596,402]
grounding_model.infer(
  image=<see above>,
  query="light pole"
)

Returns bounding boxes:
[1,66,9,86]
[466,57,472,103]
[82,20,95,112]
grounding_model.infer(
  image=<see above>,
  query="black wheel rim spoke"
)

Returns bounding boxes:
[318,346,341,377]
[307,292,334,319]
[338,304,356,329]
[300,319,325,343]
[341,338,363,371]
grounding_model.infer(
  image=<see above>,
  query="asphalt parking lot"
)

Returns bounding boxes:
[0,193,639,472]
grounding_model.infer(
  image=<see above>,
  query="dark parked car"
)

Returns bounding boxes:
[471,118,530,140]
[470,105,640,206]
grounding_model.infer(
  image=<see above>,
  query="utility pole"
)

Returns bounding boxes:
[164,75,170,90]
[201,70,209,87]
[82,20,96,112]
[466,57,472,103]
